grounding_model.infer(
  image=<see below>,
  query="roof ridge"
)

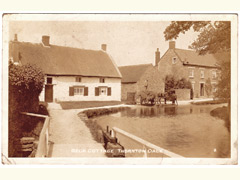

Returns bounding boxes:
[10,40,104,53]
[174,48,196,52]
[118,63,153,68]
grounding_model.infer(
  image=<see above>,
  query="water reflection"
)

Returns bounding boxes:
[95,104,230,158]
[120,104,216,118]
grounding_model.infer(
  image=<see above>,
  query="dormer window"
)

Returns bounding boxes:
[100,78,105,83]
[172,57,177,64]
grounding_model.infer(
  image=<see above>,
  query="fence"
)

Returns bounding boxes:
[112,127,184,158]
[21,112,50,157]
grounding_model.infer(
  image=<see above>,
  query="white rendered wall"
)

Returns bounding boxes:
[39,76,121,102]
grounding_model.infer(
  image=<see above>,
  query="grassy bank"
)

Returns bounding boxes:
[78,106,131,142]
[191,99,227,105]
[81,106,131,118]
[59,101,123,109]
[210,106,230,131]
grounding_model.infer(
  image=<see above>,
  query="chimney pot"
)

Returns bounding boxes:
[101,44,107,51]
[169,41,176,49]
[42,35,50,46]
[14,34,18,41]
[155,48,160,66]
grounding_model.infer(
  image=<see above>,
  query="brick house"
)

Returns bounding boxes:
[119,63,164,101]
[158,41,220,98]
[9,35,122,102]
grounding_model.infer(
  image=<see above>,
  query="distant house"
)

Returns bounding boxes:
[119,63,164,101]
[158,41,224,98]
[9,35,122,102]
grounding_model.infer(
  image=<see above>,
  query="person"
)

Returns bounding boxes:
[172,91,178,105]
[164,92,167,104]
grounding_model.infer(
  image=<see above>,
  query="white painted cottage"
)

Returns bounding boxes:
[9,35,122,102]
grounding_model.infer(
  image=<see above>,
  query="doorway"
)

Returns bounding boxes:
[45,84,53,102]
[200,83,204,97]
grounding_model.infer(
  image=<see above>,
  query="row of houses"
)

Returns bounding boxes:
[9,35,224,102]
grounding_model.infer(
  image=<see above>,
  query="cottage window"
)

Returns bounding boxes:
[200,70,204,79]
[212,70,217,79]
[47,77,52,84]
[76,76,82,82]
[74,87,84,95]
[189,69,194,78]
[99,87,107,95]
[100,78,105,83]
[172,57,177,64]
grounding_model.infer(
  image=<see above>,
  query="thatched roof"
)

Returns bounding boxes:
[9,41,122,78]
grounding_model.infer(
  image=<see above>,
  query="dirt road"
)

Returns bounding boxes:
[48,106,106,157]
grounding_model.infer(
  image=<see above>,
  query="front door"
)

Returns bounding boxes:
[200,83,204,97]
[45,84,53,102]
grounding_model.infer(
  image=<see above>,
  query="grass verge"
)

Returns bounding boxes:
[210,106,230,132]
[59,101,123,109]
[191,99,227,105]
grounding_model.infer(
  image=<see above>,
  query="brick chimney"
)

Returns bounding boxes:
[42,35,50,46]
[101,44,107,51]
[14,34,18,41]
[155,48,160,66]
[169,41,176,49]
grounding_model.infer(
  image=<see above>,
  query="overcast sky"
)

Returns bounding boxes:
[9,21,199,66]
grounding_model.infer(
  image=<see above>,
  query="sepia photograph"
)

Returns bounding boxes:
[1,14,238,165]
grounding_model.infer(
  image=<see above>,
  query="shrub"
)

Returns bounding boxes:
[164,75,192,98]
[82,107,130,118]
[9,62,45,113]
[8,62,45,157]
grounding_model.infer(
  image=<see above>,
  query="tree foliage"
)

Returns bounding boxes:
[8,62,45,157]
[9,62,44,95]
[205,78,212,97]
[214,58,231,99]
[165,75,192,92]
[164,21,230,55]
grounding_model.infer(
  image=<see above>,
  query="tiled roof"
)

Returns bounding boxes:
[9,41,122,78]
[174,48,218,67]
[118,64,153,83]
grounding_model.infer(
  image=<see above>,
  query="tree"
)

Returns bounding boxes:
[164,21,231,99]
[165,75,192,91]
[164,21,230,55]
[205,78,212,97]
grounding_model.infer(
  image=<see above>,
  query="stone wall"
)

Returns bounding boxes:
[137,66,165,94]
[121,83,137,101]
[121,66,165,101]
